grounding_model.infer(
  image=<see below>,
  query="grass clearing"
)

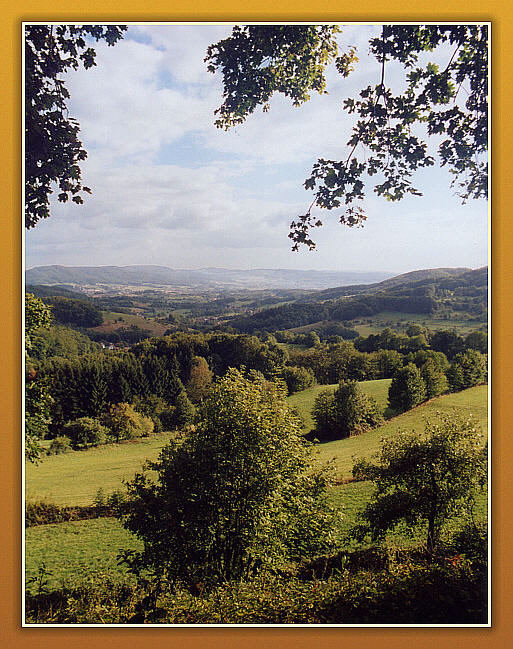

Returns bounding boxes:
[314,385,488,480]
[25,432,173,507]
[24,384,488,594]
[25,518,141,593]
[349,312,486,337]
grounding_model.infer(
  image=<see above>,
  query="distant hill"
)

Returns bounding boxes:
[25,265,392,291]
[296,267,472,303]
[228,267,488,333]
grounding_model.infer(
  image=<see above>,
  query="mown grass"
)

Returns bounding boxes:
[25,432,173,507]
[315,385,488,480]
[25,518,142,593]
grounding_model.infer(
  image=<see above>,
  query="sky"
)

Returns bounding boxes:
[25,23,489,274]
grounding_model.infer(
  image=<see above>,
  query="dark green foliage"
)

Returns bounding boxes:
[352,415,487,553]
[44,297,103,327]
[465,331,488,354]
[63,417,109,449]
[447,349,487,391]
[420,358,449,399]
[205,25,341,129]
[25,293,53,462]
[429,329,466,359]
[25,24,126,228]
[46,435,72,455]
[372,349,403,378]
[131,394,174,433]
[120,368,337,591]
[24,550,487,624]
[170,390,196,429]
[388,363,426,412]
[312,380,383,441]
[281,365,316,394]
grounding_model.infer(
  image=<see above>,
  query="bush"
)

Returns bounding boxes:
[447,349,487,391]
[63,417,109,450]
[120,368,338,592]
[281,365,316,394]
[312,381,383,441]
[388,363,426,412]
[102,403,154,442]
[46,435,72,455]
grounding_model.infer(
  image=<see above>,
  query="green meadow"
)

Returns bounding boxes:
[25,382,488,594]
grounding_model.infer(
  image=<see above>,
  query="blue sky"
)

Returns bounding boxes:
[25,23,489,274]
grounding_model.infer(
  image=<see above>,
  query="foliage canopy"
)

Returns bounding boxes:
[352,414,487,553]
[25,24,126,228]
[120,368,338,591]
[207,24,488,249]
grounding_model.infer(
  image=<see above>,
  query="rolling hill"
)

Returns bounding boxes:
[25,265,392,291]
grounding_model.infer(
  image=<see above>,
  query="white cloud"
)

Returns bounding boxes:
[26,23,488,272]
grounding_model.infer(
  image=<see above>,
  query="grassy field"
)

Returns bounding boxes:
[25,383,488,594]
[349,311,487,337]
[26,382,487,506]
[91,311,169,336]
[25,432,173,507]
[25,518,142,592]
[315,385,488,480]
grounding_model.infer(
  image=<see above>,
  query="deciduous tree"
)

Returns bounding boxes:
[352,415,487,554]
[207,25,488,249]
[120,368,337,591]
[25,24,126,228]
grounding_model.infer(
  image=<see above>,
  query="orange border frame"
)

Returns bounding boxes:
[3,2,511,647]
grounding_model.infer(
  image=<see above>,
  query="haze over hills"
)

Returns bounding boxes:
[25,265,393,291]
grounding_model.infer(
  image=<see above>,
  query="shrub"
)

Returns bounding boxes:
[120,368,338,592]
[63,417,109,450]
[388,363,426,412]
[281,365,316,394]
[312,381,383,441]
[131,394,174,433]
[46,435,72,455]
[102,403,154,442]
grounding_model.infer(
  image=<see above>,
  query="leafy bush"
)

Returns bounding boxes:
[388,363,426,412]
[120,368,338,592]
[281,365,316,394]
[24,551,487,624]
[63,417,109,449]
[312,380,383,441]
[102,403,154,442]
[46,435,72,455]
